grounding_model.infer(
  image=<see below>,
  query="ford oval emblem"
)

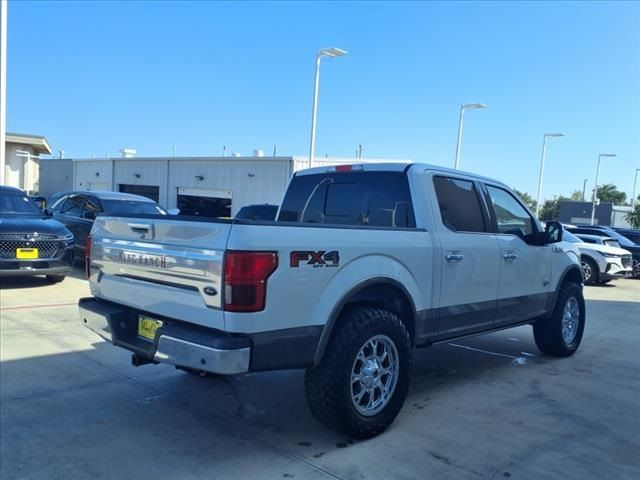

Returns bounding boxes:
[203,286,217,296]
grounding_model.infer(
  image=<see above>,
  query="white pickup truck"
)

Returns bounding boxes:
[80,163,585,438]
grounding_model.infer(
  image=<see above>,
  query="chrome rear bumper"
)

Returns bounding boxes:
[79,297,250,375]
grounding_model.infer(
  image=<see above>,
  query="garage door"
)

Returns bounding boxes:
[176,187,232,218]
[119,184,160,202]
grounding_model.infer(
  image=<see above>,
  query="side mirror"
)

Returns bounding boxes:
[44,208,53,217]
[545,221,563,244]
[83,211,97,220]
[167,208,180,215]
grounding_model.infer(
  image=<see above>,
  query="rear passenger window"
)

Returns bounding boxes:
[278,171,415,228]
[433,177,486,233]
[486,186,534,237]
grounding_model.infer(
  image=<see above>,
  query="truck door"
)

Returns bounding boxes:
[483,184,552,326]
[430,175,501,337]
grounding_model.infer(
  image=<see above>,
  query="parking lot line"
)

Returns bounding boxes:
[1,301,78,311]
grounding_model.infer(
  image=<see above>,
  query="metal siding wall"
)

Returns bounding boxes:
[74,160,114,191]
[167,159,292,215]
[114,160,169,207]
[38,159,74,198]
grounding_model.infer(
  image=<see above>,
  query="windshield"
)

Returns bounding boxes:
[102,200,167,216]
[563,231,583,244]
[0,192,44,215]
[604,239,621,248]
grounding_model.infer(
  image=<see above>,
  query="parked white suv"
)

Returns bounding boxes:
[80,163,585,438]
[563,231,633,284]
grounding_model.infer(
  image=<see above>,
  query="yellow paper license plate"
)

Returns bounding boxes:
[16,248,39,259]
[138,316,163,341]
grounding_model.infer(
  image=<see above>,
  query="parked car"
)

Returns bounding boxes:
[235,204,279,221]
[614,228,640,245]
[80,162,585,438]
[566,225,640,278]
[562,231,632,285]
[50,191,168,257]
[0,186,74,282]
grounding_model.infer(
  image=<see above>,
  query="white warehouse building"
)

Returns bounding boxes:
[65,155,409,217]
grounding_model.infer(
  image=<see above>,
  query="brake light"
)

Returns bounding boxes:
[329,164,363,173]
[224,251,278,312]
[85,235,92,278]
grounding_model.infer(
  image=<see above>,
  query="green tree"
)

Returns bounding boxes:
[626,204,640,228]
[570,190,584,201]
[513,189,537,211]
[596,184,626,205]
[539,196,568,221]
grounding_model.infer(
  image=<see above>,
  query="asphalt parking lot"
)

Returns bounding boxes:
[1,270,638,480]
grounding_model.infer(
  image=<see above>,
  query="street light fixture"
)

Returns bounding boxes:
[534,132,565,219]
[632,168,640,208]
[308,47,348,168]
[454,103,486,170]
[590,153,617,225]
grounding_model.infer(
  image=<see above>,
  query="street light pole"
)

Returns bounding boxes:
[590,153,617,225]
[308,47,347,169]
[535,132,565,219]
[582,179,588,201]
[454,103,486,170]
[632,168,640,208]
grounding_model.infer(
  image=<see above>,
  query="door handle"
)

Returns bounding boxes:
[503,252,518,261]
[127,222,151,232]
[445,251,464,263]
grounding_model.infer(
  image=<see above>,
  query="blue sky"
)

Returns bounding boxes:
[6,1,640,201]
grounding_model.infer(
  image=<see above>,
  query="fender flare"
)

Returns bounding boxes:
[312,276,418,366]
[546,264,584,314]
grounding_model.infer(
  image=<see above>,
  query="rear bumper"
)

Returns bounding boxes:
[79,297,250,375]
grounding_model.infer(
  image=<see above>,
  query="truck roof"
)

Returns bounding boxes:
[295,162,508,188]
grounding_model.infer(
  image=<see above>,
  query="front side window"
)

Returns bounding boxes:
[60,195,85,217]
[433,176,486,233]
[486,186,534,237]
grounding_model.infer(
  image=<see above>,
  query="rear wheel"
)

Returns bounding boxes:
[633,259,640,279]
[304,307,412,439]
[46,274,66,283]
[533,281,585,357]
[580,257,599,285]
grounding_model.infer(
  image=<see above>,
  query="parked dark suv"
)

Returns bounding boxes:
[0,186,74,282]
[566,225,640,278]
[50,191,168,256]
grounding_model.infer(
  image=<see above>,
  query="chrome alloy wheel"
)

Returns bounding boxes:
[561,297,580,344]
[581,261,592,283]
[350,335,399,417]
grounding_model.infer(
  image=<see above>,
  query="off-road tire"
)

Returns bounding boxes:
[304,307,412,439]
[533,281,585,357]
[46,274,66,283]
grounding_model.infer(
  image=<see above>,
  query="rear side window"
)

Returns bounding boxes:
[433,177,486,233]
[278,171,416,228]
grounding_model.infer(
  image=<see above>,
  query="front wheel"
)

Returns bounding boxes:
[304,307,412,439]
[633,259,640,279]
[580,258,599,285]
[533,282,585,357]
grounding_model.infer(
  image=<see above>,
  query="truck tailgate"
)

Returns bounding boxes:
[89,216,231,330]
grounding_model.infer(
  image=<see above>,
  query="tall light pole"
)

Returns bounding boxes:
[1,0,8,185]
[590,153,617,225]
[582,178,588,201]
[308,47,348,168]
[454,103,486,170]
[632,168,640,208]
[534,132,565,219]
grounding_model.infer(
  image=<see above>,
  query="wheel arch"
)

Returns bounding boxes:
[546,265,584,314]
[312,277,418,366]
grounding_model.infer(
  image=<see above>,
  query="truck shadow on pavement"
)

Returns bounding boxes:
[1,299,639,479]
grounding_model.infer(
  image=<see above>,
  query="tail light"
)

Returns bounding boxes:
[224,251,278,312]
[85,235,92,278]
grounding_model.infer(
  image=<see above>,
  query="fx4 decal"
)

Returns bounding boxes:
[290,251,340,268]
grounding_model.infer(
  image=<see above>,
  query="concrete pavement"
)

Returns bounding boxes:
[1,272,639,479]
